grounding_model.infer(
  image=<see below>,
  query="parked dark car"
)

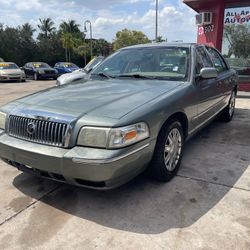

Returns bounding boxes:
[54,62,79,75]
[0,43,238,189]
[22,62,58,80]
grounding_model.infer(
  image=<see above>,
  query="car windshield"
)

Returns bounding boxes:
[0,63,19,70]
[61,63,78,68]
[92,47,190,81]
[32,63,50,69]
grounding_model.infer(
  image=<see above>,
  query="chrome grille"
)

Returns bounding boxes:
[8,115,69,147]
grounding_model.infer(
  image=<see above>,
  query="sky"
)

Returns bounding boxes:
[0,0,197,42]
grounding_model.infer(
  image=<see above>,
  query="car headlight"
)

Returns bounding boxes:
[38,70,44,74]
[77,122,150,149]
[0,112,6,130]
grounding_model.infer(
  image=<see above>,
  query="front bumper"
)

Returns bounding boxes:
[38,73,58,79]
[0,132,155,189]
[0,75,25,81]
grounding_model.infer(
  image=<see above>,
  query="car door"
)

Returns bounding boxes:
[195,46,219,124]
[54,63,61,74]
[24,63,33,78]
[206,47,234,108]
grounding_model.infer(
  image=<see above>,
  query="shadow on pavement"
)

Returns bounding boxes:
[12,107,250,234]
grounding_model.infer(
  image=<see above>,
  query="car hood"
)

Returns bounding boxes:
[0,69,23,74]
[5,79,183,119]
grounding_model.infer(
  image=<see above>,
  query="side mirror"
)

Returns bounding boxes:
[200,67,218,79]
[20,67,24,70]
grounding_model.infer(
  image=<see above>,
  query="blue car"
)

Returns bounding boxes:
[54,62,79,75]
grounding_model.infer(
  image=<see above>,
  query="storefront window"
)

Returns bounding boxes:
[222,7,250,84]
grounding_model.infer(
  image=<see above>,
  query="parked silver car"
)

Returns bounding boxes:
[0,62,26,82]
[0,43,238,189]
[56,56,105,86]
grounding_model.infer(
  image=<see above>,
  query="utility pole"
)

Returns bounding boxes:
[155,0,158,42]
[84,20,93,59]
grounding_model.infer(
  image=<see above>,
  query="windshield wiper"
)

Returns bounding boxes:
[116,74,156,79]
[92,72,115,79]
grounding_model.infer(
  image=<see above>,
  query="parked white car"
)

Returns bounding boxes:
[0,62,26,82]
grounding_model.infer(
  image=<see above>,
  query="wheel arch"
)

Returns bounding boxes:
[159,112,189,140]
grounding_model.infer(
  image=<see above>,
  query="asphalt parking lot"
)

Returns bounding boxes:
[0,80,250,249]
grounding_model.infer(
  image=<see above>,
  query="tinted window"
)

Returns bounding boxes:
[207,47,227,73]
[32,63,50,69]
[196,46,213,67]
[195,47,213,74]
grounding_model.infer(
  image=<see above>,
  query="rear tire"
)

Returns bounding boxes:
[150,119,184,182]
[220,91,236,122]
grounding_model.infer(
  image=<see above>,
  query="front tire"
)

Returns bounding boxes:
[150,119,184,182]
[220,91,236,122]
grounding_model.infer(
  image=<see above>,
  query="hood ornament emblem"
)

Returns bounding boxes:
[27,122,36,135]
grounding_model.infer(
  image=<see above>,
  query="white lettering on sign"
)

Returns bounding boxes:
[198,26,204,35]
[204,25,214,33]
[198,25,214,35]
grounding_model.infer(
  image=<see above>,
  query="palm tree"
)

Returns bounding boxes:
[38,18,55,39]
[60,32,75,62]
[59,20,82,61]
[74,43,89,65]
[59,20,80,34]
[21,23,36,38]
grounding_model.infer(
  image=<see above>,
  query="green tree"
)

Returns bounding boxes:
[37,18,55,39]
[59,20,81,35]
[74,43,89,65]
[92,39,110,56]
[59,20,85,62]
[224,24,250,58]
[19,23,37,65]
[60,32,76,62]
[113,29,150,50]
[0,26,22,65]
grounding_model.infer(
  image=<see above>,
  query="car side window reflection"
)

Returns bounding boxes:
[195,47,213,75]
[207,47,227,73]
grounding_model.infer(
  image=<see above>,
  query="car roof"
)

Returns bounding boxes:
[1,62,16,64]
[28,62,47,64]
[121,42,197,50]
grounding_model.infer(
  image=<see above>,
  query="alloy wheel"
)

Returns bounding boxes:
[229,91,236,117]
[164,128,182,171]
